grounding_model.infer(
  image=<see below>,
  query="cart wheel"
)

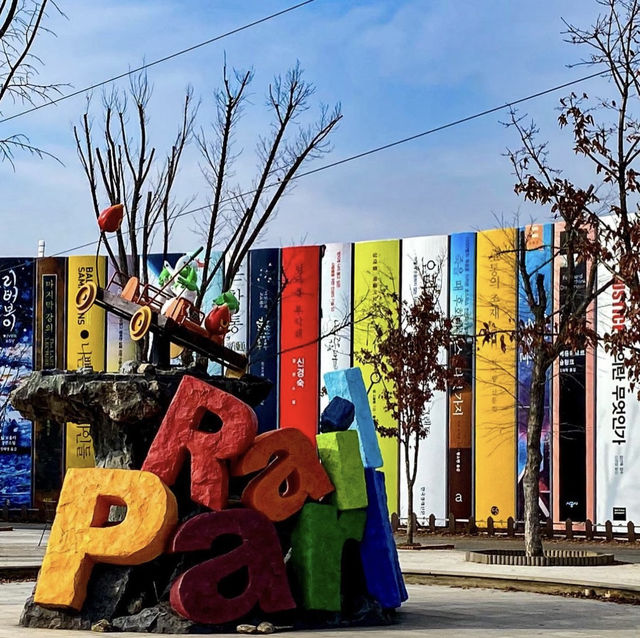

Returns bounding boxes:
[130,306,152,341]
[75,282,97,313]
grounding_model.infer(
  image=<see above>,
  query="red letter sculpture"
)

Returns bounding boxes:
[142,375,257,510]
[169,510,295,624]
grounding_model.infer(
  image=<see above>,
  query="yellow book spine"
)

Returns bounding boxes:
[65,256,106,469]
[474,228,517,525]
[353,240,400,513]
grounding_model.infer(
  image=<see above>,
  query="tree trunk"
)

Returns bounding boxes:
[407,481,415,545]
[523,350,548,557]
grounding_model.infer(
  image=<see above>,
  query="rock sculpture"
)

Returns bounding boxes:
[18,368,407,632]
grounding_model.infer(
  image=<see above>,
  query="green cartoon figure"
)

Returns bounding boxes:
[159,252,199,305]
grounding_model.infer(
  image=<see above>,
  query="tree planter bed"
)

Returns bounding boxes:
[465,549,614,566]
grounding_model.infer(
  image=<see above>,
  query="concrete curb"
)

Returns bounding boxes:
[404,571,640,603]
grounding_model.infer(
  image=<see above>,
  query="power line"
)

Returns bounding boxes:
[170,68,609,219]
[297,68,607,178]
[1,67,608,274]
[0,0,317,125]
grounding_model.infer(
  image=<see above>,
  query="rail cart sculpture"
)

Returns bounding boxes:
[74,269,246,372]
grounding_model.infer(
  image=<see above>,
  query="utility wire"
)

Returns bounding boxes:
[299,68,608,177]
[0,67,609,274]
[0,0,317,125]
[166,67,610,222]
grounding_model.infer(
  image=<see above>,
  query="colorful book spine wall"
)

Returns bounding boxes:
[319,243,352,412]
[3,220,640,526]
[65,256,106,470]
[279,246,321,443]
[225,255,249,361]
[474,228,518,524]
[33,258,66,510]
[447,233,475,520]
[352,240,400,513]
[595,218,639,527]
[516,225,553,521]
[0,259,35,508]
[399,235,449,523]
[249,249,281,433]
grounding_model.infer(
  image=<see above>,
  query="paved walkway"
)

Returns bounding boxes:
[4,527,640,596]
[4,526,640,635]
[3,582,640,637]
[0,526,46,572]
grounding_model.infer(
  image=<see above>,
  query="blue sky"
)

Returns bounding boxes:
[0,0,612,257]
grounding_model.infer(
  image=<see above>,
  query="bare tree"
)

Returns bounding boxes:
[194,62,342,308]
[481,207,600,557]
[0,0,65,165]
[355,265,455,546]
[74,63,341,367]
[74,72,197,284]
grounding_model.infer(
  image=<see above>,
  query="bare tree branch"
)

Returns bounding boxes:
[194,62,342,303]
[74,72,196,284]
[0,0,66,163]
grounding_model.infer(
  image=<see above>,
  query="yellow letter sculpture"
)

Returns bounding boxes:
[35,468,177,611]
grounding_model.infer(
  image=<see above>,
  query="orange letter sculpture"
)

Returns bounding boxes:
[34,468,177,611]
[142,375,258,510]
[231,428,334,521]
